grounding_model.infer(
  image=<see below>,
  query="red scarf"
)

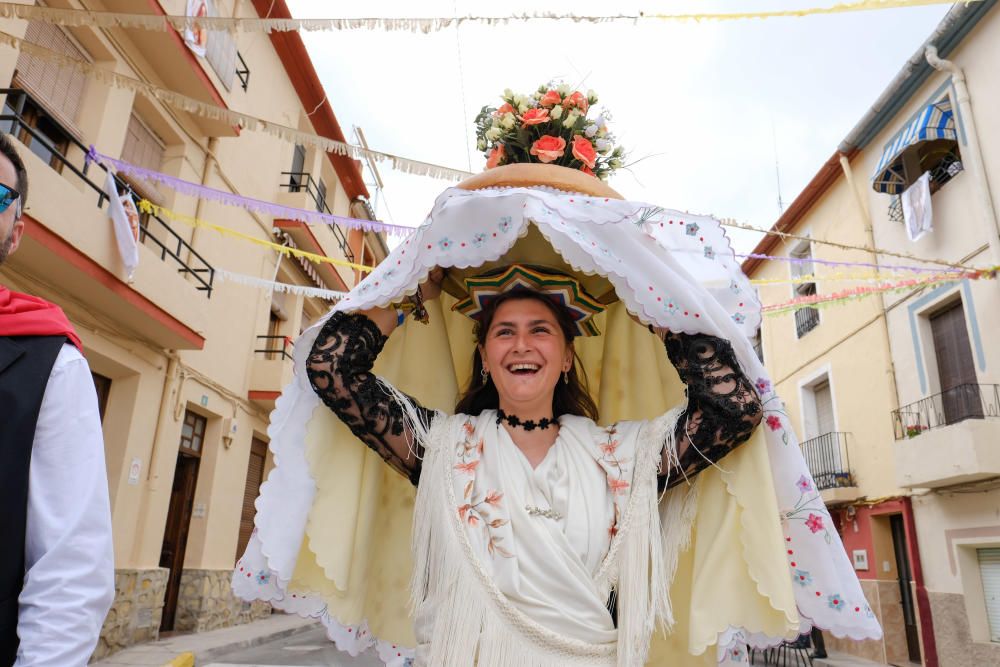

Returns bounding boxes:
[0,286,83,352]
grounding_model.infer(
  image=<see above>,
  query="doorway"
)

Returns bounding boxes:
[159,410,206,632]
[890,514,922,663]
[930,301,982,425]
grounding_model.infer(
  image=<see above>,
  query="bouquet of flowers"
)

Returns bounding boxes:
[474,83,624,180]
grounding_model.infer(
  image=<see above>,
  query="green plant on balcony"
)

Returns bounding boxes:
[905,424,928,439]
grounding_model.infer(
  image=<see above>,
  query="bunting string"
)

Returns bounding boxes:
[736,252,968,274]
[752,270,967,286]
[762,267,997,314]
[0,31,472,181]
[215,269,346,301]
[0,1,976,35]
[721,218,978,271]
[136,200,376,273]
[91,149,412,235]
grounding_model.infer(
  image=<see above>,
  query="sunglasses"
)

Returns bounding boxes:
[0,181,21,217]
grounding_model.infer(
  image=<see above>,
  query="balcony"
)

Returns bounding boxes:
[279,170,355,263]
[800,432,861,505]
[248,335,295,410]
[892,384,1000,488]
[1,88,210,349]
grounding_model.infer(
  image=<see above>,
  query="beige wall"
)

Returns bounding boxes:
[0,0,378,584]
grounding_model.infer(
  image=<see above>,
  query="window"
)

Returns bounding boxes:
[978,548,1000,642]
[13,20,90,129]
[204,7,238,91]
[1,94,72,172]
[91,372,111,422]
[791,241,819,338]
[288,144,306,192]
[180,410,207,454]
[121,113,165,173]
[929,301,982,424]
[316,179,328,213]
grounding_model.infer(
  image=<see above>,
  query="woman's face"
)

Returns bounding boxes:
[479,298,573,413]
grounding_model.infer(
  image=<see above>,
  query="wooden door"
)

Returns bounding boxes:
[930,302,981,424]
[235,438,268,563]
[159,453,199,631]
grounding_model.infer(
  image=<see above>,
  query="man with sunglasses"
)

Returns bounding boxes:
[0,134,114,666]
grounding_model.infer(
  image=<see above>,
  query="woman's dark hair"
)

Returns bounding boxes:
[454,289,599,421]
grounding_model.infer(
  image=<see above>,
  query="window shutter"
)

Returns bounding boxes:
[14,21,90,129]
[236,438,268,562]
[978,548,1000,642]
[814,381,835,436]
[121,113,165,172]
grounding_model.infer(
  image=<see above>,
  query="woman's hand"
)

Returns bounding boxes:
[421,267,446,301]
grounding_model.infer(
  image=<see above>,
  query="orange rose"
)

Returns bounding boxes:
[486,143,505,169]
[519,108,550,126]
[530,135,566,163]
[563,91,589,114]
[571,136,597,169]
[494,103,514,116]
[539,89,562,108]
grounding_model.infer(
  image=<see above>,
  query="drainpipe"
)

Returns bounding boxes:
[130,351,179,565]
[838,154,901,414]
[902,496,938,667]
[925,46,1000,266]
[184,138,218,266]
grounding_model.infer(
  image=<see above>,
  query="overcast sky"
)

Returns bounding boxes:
[286,0,951,255]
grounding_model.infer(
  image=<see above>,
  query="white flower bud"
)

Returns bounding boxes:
[486,127,502,141]
[517,103,529,114]
[477,138,487,151]
[501,113,516,129]
[596,138,611,153]
[609,158,623,169]
[587,89,598,104]
[557,83,571,95]
[503,88,514,99]
[564,110,580,128]
[584,123,598,138]
[549,105,563,119]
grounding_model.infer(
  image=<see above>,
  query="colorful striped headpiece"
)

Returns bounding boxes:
[452,264,604,337]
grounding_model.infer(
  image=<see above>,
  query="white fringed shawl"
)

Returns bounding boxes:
[407,406,697,667]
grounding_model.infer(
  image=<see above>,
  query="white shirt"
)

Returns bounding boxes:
[15,344,115,666]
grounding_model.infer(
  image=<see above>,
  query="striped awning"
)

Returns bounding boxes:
[871,99,956,194]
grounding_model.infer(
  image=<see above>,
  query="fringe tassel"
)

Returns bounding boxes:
[0,31,471,182]
[215,268,345,301]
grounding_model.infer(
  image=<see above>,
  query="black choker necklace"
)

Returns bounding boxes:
[496,408,557,431]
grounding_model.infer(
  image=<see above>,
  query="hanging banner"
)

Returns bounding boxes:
[103,170,140,282]
[184,0,210,57]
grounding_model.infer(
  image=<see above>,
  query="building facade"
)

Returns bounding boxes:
[746,2,1000,665]
[0,0,386,659]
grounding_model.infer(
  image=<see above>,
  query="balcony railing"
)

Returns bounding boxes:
[280,171,355,263]
[892,383,1000,440]
[800,432,855,491]
[235,51,250,92]
[254,335,293,361]
[0,88,214,296]
[795,306,820,338]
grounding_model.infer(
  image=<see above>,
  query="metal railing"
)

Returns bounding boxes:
[254,335,293,361]
[891,383,999,440]
[235,51,250,92]
[800,432,855,491]
[795,306,820,338]
[279,171,354,263]
[0,88,214,296]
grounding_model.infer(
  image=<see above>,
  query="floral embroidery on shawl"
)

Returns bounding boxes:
[454,418,513,558]
[594,423,634,538]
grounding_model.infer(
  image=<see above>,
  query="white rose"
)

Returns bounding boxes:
[584,123,598,138]
[549,105,563,119]
[503,88,514,99]
[518,103,530,114]
[486,127,502,141]
[501,113,516,129]
[587,89,597,104]
[557,83,571,95]
[564,110,580,127]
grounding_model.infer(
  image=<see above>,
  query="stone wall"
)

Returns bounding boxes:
[824,579,889,663]
[92,568,168,661]
[175,568,270,633]
[929,591,1000,667]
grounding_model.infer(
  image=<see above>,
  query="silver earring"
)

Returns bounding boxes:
[481,367,489,384]
[563,370,569,385]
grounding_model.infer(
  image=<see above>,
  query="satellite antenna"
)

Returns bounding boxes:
[354,126,385,217]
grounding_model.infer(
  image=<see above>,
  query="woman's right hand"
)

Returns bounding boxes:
[421,267,446,301]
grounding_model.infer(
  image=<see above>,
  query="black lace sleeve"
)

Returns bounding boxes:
[306,311,435,486]
[660,331,763,488]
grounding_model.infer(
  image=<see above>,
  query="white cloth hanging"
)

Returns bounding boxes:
[902,172,933,242]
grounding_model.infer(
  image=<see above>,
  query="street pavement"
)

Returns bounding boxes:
[205,625,384,667]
